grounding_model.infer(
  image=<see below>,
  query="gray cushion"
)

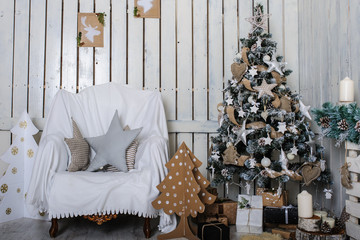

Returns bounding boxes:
[86,111,142,172]
[65,119,90,172]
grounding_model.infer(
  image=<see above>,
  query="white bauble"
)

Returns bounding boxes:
[263,55,271,61]
[287,153,295,160]
[261,157,271,167]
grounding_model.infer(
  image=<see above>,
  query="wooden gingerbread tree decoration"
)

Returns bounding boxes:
[152,142,216,240]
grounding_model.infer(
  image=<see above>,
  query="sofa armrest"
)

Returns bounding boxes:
[135,136,169,178]
[25,134,69,214]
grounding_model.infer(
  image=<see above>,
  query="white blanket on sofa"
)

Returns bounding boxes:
[26,83,176,231]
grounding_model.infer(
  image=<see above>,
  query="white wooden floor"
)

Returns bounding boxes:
[0,215,244,240]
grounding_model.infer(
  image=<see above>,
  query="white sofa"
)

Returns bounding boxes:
[26,83,175,238]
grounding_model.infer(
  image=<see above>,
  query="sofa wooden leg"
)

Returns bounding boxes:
[143,217,151,238]
[49,218,58,238]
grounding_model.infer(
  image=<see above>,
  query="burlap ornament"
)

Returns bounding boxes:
[280,96,292,112]
[300,162,321,186]
[246,121,266,129]
[271,71,286,85]
[241,78,256,91]
[256,65,268,72]
[262,168,302,181]
[270,127,283,138]
[231,63,248,81]
[340,162,352,189]
[241,47,250,66]
[152,142,216,240]
[272,94,281,108]
[222,145,249,166]
[226,106,240,126]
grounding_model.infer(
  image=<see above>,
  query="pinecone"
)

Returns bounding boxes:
[355,121,360,133]
[337,119,349,131]
[320,221,332,233]
[333,207,350,233]
[319,116,330,128]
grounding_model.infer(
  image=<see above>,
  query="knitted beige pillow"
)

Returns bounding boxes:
[65,119,90,172]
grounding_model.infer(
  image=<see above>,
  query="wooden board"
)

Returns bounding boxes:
[144,18,160,91]
[346,181,360,198]
[346,221,360,240]
[347,156,360,174]
[346,200,360,219]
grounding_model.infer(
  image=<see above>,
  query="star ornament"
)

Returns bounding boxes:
[250,104,259,113]
[235,119,254,146]
[299,100,312,120]
[290,146,298,155]
[225,97,234,105]
[264,135,272,145]
[253,80,277,99]
[277,122,287,134]
[263,55,287,76]
[245,5,271,32]
[248,66,258,78]
[238,108,246,118]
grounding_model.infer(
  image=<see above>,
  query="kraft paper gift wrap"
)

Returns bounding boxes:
[236,195,263,234]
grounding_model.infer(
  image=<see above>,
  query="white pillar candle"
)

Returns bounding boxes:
[314,210,327,220]
[297,190,313,218]
[339,77,354,102]
[323,217,335,228]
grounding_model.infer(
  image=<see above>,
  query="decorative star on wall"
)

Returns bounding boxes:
[253,80,277,99]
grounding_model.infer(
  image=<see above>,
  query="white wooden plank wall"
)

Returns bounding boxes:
[298,0,360,215]
[6,0,356,208]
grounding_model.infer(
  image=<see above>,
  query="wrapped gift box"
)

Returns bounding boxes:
[256,188,288,207]
[197,222,230,240]
[236,195,263,234]
[202,199,237,224]
[263,205,298,224]
[197,214,229,226]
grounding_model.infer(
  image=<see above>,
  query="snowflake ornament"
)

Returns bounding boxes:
[248,66,258,78]
[249,158,257,169]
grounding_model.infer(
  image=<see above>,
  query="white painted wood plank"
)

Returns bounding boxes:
[346,200,360,219]
[61,0,78,93]
[0,131,11,156]
[160,0,176,121]
[177,133,192,152]
[0,0,14,123]
[268,0,283,57]
[111,0,127,85]
[193,133,208,179]
[28,0,46,118]
[144,18,159,91]
[78,0,94,92]
[193,0,207,121]
[12,0,30,118]
[44,0,62,117]
[346,221,360,240]
[168,133,176,158]
[167,120,217,133]
[346,181,360,198]
[348,141,360,151]
[177,0,192,121]
[94,0,110,85]
[348,156,360,174]
[238,0,253,41]
[350,0,360,103]
[284,0,299,93]
[224,0,238,88]
[127,0,143,89]
[208,0,223,121]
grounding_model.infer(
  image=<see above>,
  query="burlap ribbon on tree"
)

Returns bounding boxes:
[256,65,287,85]
[242,47,250,66]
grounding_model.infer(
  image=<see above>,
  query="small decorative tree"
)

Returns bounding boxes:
[152,142,216,240]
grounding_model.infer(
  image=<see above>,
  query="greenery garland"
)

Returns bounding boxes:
[312,102,360,146]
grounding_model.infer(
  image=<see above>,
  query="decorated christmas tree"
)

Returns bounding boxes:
[208,4,331,190]
[152,142,216,240]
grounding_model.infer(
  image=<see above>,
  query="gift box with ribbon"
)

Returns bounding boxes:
[197,214,229,226]
[236,195,263,234]
[256,188,288,207]
[263,205,298,224]
[197,222,230,240]
[201,198,237,224]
